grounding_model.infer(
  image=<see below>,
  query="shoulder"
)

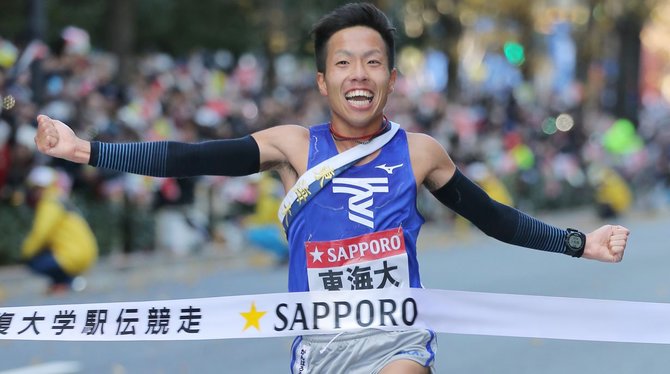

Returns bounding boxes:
[405,131,456,190]
[406,131,449,160]
[251,124,311,176]
[254,124,310,138]
[252,124,310,149]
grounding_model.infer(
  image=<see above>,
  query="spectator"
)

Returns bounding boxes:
[242,172,288,265]
[590,165,633,219]
[21,165,98,294]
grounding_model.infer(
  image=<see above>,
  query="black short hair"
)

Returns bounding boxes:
[311,3,396,73]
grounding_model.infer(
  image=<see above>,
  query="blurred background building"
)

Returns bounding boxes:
[0,0,668,263]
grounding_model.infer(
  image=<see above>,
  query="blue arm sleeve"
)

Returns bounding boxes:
[431,169,567,254]
[88,136,260,177]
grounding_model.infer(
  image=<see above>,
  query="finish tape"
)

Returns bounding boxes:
[1,288,668,343]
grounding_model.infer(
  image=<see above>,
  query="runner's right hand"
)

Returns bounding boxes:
[35,115,83,163]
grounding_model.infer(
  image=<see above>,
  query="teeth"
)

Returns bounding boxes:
[345,90,373,105]
[345,90,373,99]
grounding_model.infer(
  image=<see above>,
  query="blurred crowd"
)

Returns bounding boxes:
[1,28,669,264]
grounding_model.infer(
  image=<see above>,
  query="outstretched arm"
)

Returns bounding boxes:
[35,115,310,190]
[410,133,630,263]
[432,168,630,262]
[35,115,260,177]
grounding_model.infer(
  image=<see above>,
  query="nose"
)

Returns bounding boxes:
[349,61,368,81]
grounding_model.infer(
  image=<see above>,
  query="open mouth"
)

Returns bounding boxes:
[345,89,374,107]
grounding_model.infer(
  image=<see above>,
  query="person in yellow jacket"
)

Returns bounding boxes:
[591,165,633,219]
[242,172,289,264]
[21,166,98,294]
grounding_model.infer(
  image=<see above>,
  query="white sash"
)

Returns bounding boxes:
[277,121,400,227]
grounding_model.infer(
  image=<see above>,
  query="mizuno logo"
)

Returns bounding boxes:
[332,177,389,228]
[375,163,403,174]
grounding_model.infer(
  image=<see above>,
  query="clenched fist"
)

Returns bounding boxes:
[583,225,630,263]
[35,115,91,164]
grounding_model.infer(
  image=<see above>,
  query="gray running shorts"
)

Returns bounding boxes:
[290,328,437,373]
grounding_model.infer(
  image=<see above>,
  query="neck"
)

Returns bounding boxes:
[329,117,389,145]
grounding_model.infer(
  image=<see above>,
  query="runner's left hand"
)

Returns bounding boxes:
[582,225,630,262]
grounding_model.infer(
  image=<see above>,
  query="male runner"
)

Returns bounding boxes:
[34,3,630,373]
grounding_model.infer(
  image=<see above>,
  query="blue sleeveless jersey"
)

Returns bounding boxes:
[286,123,425,292]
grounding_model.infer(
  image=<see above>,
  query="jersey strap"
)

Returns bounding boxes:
[278,121,400,231]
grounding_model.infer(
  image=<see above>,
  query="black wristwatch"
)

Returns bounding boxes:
[564,228,586,258]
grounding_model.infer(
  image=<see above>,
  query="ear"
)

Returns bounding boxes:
[316,72,328,96]
[388,68,398,94]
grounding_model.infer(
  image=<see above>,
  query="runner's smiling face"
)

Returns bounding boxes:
[317,26,397,134]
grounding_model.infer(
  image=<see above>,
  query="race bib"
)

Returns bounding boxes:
[305,228,409,291]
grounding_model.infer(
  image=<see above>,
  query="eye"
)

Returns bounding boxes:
[368,59,382,66]
[335,60,349,66]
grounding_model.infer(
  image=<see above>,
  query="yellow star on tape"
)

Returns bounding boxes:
[240,302,267,331]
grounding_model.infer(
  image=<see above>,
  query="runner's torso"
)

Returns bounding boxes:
[286,123,425,292]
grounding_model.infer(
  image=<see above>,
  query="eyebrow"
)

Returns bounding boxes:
[332,49,385,59]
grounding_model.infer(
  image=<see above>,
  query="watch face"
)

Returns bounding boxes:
[568,234,584,249]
